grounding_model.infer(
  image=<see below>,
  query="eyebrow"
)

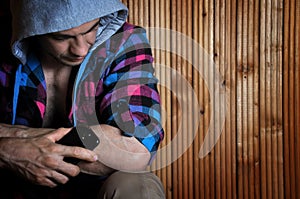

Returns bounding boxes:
[49,21,99,39]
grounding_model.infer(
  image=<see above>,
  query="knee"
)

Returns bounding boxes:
[98,171,165,199]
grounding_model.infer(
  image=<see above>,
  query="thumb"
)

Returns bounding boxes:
[46,127,73,142]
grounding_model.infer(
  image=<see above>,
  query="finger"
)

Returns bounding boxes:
[77,161,102,175]
[56,162,81,177]
[40,151,82,177]
[37,176,58,188]
[62,146,98,162]
[77,161,95,172]
[47,128,72,142]
[49,170,70,184]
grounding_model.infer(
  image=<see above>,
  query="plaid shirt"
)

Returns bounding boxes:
[0,22,164,158]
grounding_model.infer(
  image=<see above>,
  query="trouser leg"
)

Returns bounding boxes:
[98,171,165,199]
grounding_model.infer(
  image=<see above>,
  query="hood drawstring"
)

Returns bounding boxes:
[12,64,22,124]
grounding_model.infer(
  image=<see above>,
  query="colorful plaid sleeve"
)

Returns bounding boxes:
[95,23,164,159]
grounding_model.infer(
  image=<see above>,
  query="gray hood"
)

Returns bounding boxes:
[10,0,128,65]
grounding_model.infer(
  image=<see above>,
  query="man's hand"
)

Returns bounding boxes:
[0,128,98,187]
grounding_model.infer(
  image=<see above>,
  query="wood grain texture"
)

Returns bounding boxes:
[121,1,298,198]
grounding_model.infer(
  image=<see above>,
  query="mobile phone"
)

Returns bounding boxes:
[57,125,100,164]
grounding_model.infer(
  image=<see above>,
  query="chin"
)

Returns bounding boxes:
[58,56,85,67]
[61,60,83,67]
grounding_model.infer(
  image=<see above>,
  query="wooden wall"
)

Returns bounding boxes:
[121,0,300,198]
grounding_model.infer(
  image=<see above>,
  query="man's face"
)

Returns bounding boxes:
[36,18,99,67]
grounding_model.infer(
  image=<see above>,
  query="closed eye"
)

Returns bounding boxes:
[49,34,73,41]
[46,21,99,41]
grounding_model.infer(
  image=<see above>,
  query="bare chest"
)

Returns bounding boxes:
[42,69,72,127]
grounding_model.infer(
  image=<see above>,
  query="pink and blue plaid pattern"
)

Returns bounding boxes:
[0,22,164,158]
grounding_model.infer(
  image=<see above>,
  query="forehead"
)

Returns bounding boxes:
[54,18,99,35]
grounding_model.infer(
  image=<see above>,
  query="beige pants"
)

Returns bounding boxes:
[98,171,166,199]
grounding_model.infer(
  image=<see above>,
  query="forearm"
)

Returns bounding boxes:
[0,123,30,137]
[0,137,11,168]
[90,124,151,172]
[0,123,52,138]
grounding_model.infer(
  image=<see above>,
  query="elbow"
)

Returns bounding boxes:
[124,149,151,171]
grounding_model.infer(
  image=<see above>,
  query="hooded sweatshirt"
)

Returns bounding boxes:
[1,0,164,160]
[10,0,128,65]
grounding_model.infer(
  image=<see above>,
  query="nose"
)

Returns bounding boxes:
[69,35,90,57]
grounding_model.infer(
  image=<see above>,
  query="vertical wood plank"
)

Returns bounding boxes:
[253,0,261,198]
[271,0,279,198]
[164,0,172,198]
[170,0,179,198]
[247,0,255,198]
[276,1,284,197]
[224,1,232,199]
[179,0,189,197]
[186,0,194,198]
[236,0,244,198]
[159,0,168,196]
[192,1,201,199]
[288,0,296,198]
[230,0,238,198]
[265,0,273,198]
[176,0,183,197]
[242,1,249,198]
[295,1,300,199]
[207,1,215,199]
[214,0,221,198]
[196,1,206,199]
[214,0,228,198]
[259,0,268,198]
[203,0,210,198]
[283,0,291,198]
[154,0,162,183]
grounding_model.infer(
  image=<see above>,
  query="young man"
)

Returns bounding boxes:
[0,0,165,198]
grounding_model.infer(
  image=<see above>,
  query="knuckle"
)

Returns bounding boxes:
[47,144,59,153]
[67,166,80,177]
[35,176,44,184]
[73,147,82,157]
[43,156,59,168]
[69,166,80,177]
[52,172,69,185]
